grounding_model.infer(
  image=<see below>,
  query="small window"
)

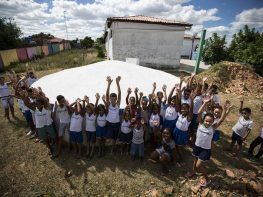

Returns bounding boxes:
[110,30,113,39]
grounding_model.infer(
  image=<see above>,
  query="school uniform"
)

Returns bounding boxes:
[173,113,191,146]
[119,120,133,144]
[106,104,120,140]
[55,105,71,137]
[0,83,14,108]
[85,113,96,143]
[189,95,203,129]
[212,117,220,142]
[28,77,37,87]
[96,114,107,139]
[248,128,263,159]
[163,106,177,132]
[70,113,84,143]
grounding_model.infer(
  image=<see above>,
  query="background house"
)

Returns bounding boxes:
[104,15,192,69]
[181,34,200,58]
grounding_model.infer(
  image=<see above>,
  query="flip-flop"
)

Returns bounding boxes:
[175,163,185,168]
[200,180,211,187]
[87,155,93,161]
[47,149,52,155]
[185,172,195,178]
[160,170,170,176]
[29,135,37,140]
[242,151,253,156]
[76,154,82,159]
[250,158,259,162]
[34,138,40,143]
[229,153,237,157]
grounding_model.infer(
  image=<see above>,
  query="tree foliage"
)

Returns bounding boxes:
[226,25,263,75]
[81,36,94,48]
[94,40,105,58]
[202,33,227,65]
[0,17,23,50]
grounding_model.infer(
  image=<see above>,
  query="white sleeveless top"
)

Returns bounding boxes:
[0,83,11,97]
[121,120,132,134]
[106,103,120,123]
[97,114,107,127]
[212,117,220,131]
[85,113,96,132]
[165,106,177,120]
[35,107,52,128]
[195,124,214,149]
[175,113,191,131]
[149,113,160,127]
[70,113,83,132]
[28,77,37,86]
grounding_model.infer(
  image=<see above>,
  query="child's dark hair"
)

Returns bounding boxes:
[74,103,82,108]
[204,113,214,120]
[214,106,222,111]
[97,104,105,112]
[184,88,191,93]
[205,83,208,88]
[56,95,64,102]
[157,91,163,96]
[162,126,172,134]
[210,85,218,90]
[242,108,251,113]
[151,103,159,111]
[181,103,190,109]
[36,97,44,104]
[86,103,94,109]
[27,88,33,93]
[136,116,142,122]
[110,93,117,98]
[29,71,33,75]
[21,86,26,90]
[129,96,135,100]
[171,95,176,100]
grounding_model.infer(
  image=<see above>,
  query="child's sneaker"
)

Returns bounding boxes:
[249,158,258,162]
[27,130,34,135]
[242,151,253,156]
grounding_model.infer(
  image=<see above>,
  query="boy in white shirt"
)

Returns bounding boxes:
[207,85,220,107]
[224,98,253,157]
[52,95,72,158]
[26,62,37,87]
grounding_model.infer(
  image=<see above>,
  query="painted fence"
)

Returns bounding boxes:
[0,43,75,67]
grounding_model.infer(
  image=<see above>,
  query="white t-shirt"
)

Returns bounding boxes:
[181,95,191,105]
[35,107,52,128]
[0,83,11,97]
[156,100,165,118]
[56,105,71,123]
[195,124,213,149]
[165,106,177,120]
[70,112,83,132]
[232,113,253,137]
[259,128,263,138]
[29,98,36,114]
[85,113,96,132]
[28,77,37,86]
[121,120,132,134]
[97,114,107,127]
[212,117,220,131]
[106,103,120,123]
[149,113,160,127]
[176,113,191,131]
[193,95,203,114]
[206,91,220,104]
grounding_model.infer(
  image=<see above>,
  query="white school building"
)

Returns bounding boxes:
[105,15,192,69]
[181,34,200,57]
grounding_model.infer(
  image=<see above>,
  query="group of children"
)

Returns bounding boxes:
[1,65,263,187]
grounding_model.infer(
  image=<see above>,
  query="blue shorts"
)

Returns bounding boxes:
[156,147,172,161]
[149,126,159,133]
[107,122,120,140]
[163,119,176,132]
[192,145,211,162]
[173,127,188,146]
[189,113,198,129]
[231,131,243,145]
[96,125,107,139]
[25,110,33,123]
[130,142,144,157]
[70,131,83,143]
[212,130,220,142]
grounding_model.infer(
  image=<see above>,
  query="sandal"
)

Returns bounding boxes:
[98,154,102,158]
[73,152,77,157]
[76,154,82,159]
[139,157,143,163]
[87,155,93,161]
[200,180,211,187]
[242,151,253,156]
[175,163,185,168]
[229,153,237,157]
[160,170,170,176]
[185,172,195,178]
[30,135,37,140]
[250,158,259,162]
[47,149,52,155]
[34,138,40,143]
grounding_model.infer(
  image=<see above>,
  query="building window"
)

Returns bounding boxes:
[110,30,113,39]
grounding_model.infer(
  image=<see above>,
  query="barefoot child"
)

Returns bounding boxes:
[118,105,133,156]
[224,98,253,157]
[105,76,121,156]
[173,88,196,167]
[150,119,177,176]
[51,95,72,158]
[129,117,148,162]
[185,97,228,187]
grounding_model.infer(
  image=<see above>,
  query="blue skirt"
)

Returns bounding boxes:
[212,130,220,142]
[163,118,176,132]
[96,125,107,139]
[173,127,188,146]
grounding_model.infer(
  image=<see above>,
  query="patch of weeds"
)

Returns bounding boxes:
[231,75,236,80]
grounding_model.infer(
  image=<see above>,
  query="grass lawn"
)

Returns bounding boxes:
[0,64,263,196]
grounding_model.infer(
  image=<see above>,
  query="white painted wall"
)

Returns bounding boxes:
[105,32,113,60]
[108,22,186,69]
[181,38,200,56]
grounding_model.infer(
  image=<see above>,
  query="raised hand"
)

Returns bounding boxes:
[240,97,244,102]
[203,94,211,103]
[64,100,69,106]
[85,96,89,103]
[141,118,145,125]
[131,118,135,123]
[55,101,58,109]
[152,82,156,89]
[83,95,88,101]
[134,87,139,94]
[95,93,100,100]
[106,76,113,84]
[139,92,143,97]
[32,67,35,72]
[203,75,208,82]
[148,94,152,99]
[180,75,184,82]
[26,62,28,68]
[76,98,82,103]
[162,84,167,91]
[198,78,202,84]
[153,118,158,127]
[174,83,179,89]
[38,87,43,92]
[127,87,132,94]
[116,76,121,83]
[11,69,15,74]
[102,94,106,101]
[229,105,236,110]
[5,71,10,76]
[190,90,197,99]
[191,71,196,78]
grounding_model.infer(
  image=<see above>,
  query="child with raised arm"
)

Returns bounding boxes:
[129,117,148,162]
[95,93,108,158]
[105,76,121,156]
[150,118,177,176]
[0,71,17,122]
[224,98,253,157]
[243,104,263,162]
[119,104,133,156]
[68,98,85,158]
[26,62,37,86]
[51,95,72,158]
[207,85,220,107]
[173,88,196,168]
[83,96,96,160]
[163,84,180,132]
[180,73,194,105]
[126,87,139,118]
[185,97,228,187]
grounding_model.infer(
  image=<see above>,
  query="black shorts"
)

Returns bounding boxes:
[231,131,243,145]
[86,131,96,143]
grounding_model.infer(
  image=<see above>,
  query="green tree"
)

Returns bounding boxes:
[226,25,263,75]
[81,36,94,48]
[96,36,105,44]
[0,17,23,50]
[94,40,105,58]
[202,33,227,65]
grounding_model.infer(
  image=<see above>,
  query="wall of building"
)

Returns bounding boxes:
[181,38,200,57]
[110,22,186,69]
[105,33,113,60]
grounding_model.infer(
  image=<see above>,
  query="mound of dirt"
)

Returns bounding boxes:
[197,61,263,97]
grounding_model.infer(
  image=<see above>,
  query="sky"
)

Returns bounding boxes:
[0,0,263,44]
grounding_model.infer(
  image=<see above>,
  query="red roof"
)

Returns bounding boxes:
[184,34,200,39]
[107,15,192,26]
[49,37,64,43]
